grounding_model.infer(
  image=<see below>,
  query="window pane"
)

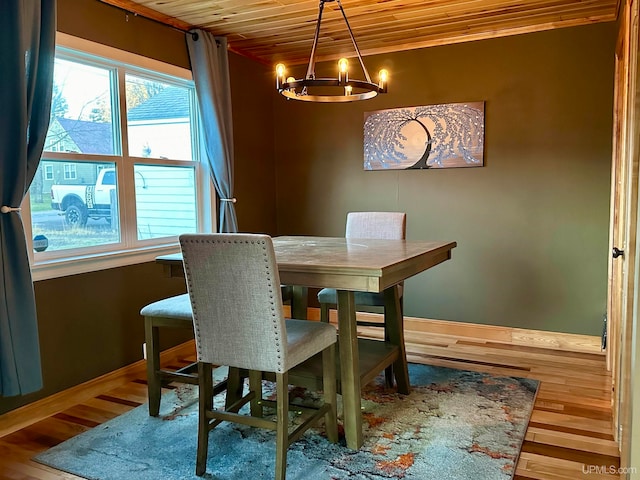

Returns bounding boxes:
[63,163,77,180]
[126,76,194,160]
[45,58,116,155]
[30,161,120,252]
[135,165,197,240]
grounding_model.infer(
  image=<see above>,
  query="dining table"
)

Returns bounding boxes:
[156,235,456,449]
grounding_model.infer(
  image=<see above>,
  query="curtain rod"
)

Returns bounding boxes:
[118,6,219,44]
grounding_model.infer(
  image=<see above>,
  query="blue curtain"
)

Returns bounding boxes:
[186,31,238,233]
[0,1,56,396]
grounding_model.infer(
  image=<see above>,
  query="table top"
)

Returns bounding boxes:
[273,236,455,291]
[157,236,456,293]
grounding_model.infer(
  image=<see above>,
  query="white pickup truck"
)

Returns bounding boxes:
[50,168,116,227]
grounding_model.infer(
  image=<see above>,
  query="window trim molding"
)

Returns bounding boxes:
[31,243,181,281]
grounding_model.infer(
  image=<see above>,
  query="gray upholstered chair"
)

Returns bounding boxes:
[141,289,294,416]
[180,233,338,479]
[140,294,243,416]
[317,211,406,386]
[140,294,199,416]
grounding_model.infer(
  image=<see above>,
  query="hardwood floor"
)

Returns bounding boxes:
[0,324,620,480]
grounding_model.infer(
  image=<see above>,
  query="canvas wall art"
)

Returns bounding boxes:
[364,102,485,170]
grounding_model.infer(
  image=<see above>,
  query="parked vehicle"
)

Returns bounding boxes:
[50,168,116,227]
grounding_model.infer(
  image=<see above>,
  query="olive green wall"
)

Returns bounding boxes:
[273,23,616,335]
[229,52,278,234]
[0,0,275,415]
[57,0,190,68]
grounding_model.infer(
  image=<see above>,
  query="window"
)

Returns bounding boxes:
[25,34,213,280]
[63,163,77,180]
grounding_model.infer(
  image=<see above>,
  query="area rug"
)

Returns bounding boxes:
[34,364,538,480]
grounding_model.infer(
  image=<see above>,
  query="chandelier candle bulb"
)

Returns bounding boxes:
[275,63,286,89]
[338,58,349,83]
[378,69,388,92]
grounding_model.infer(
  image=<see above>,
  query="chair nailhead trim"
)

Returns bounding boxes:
[181,235,285,370]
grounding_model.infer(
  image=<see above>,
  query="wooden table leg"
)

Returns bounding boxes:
[336,290,363,449]
[225,366,244,409]
[144,319,161,416]
[291,286,308,320]
[384,285,410,394]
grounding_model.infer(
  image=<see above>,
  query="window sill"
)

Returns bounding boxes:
[31,243,181,281]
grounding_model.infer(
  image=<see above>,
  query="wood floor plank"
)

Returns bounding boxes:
[516,451,620,479]
[535,386,611,402]
[54,403,122,425]
[529,411,614,436]
[533,401,613,421]
[88,395,139,412]
[521,440,619,468]
[525,427,620,457]
[535,382,611,401]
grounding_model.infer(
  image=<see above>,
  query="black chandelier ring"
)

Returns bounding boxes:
[274,0,389,103]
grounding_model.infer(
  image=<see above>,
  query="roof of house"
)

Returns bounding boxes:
[55,117,114,155]
[126,86,190,121]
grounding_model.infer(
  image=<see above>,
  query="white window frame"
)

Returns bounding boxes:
[44,165,54,180]
[63,163,77,180]
[25,33,216,281]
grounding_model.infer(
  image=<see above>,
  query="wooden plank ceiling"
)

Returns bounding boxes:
[99,0,619,66]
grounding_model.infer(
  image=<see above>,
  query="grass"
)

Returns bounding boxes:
[31,225,119,250]
[30,193,53,213]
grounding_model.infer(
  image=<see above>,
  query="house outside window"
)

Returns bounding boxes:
[25,33,214,280]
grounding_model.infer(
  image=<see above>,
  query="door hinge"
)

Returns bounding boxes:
[601,315,607,351]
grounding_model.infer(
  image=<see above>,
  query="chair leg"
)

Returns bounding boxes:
[384,365,394,388]
[322,344,339,443]
[144,317,162,416]
[320,303,330,323]
[249,370,263,418]
[196,362,213,476]
[275,372,289,480]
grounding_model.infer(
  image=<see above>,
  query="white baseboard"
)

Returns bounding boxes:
[293,306,603,355]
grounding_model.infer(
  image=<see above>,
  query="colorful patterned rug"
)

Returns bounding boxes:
[34,363,538,479]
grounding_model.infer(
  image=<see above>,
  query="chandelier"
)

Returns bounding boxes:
[275,0,388,103]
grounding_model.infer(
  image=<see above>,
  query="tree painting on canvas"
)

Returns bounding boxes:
[364,102,485,170]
